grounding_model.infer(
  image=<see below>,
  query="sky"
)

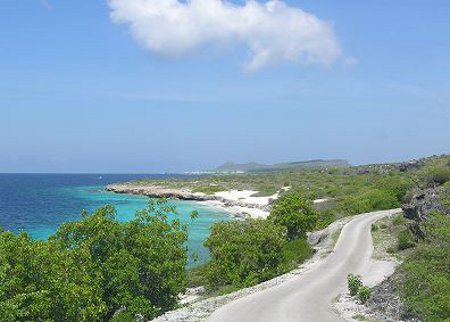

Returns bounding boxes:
[0,0,449,173]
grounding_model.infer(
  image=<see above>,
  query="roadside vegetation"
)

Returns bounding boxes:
[399,214,450,321]
[188,194,317,295]
[0,154,448,321]
[365,156,450,322]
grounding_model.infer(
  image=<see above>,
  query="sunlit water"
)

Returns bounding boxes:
[0,174,231,266]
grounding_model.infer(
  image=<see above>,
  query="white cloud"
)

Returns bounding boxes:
[108,0,341,71]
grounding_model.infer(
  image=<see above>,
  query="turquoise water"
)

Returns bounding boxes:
[0,174,231,266]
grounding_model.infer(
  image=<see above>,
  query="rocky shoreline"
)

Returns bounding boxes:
[106,184,213,201]
[105,184,273,218]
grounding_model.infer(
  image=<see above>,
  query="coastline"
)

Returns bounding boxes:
[106,183,332,219]
[105,184,276,219]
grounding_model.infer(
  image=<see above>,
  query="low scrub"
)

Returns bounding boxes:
[358,286,372,304]
[337,189,400,216]
[422,166,450,186]
[348,274,363,297]
[348,274,372,304]
[399,214,450,321]
[397,229,416,250]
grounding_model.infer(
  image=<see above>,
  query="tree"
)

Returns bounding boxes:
[269,194,318,240]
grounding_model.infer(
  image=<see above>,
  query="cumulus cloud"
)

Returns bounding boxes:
[108,0,341,71]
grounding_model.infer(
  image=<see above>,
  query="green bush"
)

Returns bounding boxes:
[358,286,372,304]
[423,166,450,185]
[315,209,336,230]
[348,274,363,296]
[397,229,415,250]
[337,189,400,216]
[279,238,314,271]
[269,194,318,240]
[110,312,135,322]
[204,219,287,290]
[0,200,188,321]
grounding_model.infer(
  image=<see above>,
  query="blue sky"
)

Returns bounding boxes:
[1,0,449,173]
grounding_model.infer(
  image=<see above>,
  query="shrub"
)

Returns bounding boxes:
[110,312,135,322]
[315,209,336,230]
[348,274,363,296]
[279,238,314,271]
[392,215,405,226]
[0,200,188,321]
[397,229,415,250]
[204,219,287,289]
[371,224,378,232]
[423,166,450,186]
[358,286,372,304]
[269,194,319,240]
[337,189,399,216]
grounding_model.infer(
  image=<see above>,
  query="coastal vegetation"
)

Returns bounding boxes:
[0,199,190,321]
[268,194,318,240]
[0,155,448,321]
[201,194,316,294]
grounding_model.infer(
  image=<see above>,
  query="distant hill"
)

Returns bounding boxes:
[212,159,351,173]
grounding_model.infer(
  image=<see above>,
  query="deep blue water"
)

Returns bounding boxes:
[0,174,231,266]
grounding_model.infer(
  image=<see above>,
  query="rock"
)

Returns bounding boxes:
[402,186,446,222]
[185,286,206,296]
[135,314,145,322]
[307,231,323,246]
[398,159,425,172]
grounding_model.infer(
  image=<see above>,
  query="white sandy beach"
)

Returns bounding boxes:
[200,189,331,219]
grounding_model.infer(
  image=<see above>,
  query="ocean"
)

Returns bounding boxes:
[0,173,231,266]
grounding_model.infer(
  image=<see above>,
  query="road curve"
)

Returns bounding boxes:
[207,209,401,322]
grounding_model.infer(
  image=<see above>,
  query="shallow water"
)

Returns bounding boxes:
[0,174,231,266]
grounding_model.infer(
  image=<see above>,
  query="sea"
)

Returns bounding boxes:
[0,173,231,266]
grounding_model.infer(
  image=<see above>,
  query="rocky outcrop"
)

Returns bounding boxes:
[105,184,272,215]
[398,160,425,172]
[106,184,211,201]
[402,186,446,222]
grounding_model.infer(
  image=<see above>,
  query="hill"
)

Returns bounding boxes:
[213,159,351,173]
